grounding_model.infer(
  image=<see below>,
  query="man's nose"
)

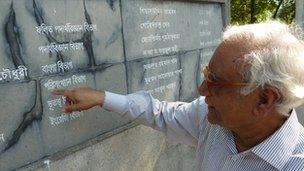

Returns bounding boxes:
[198,80,210,96]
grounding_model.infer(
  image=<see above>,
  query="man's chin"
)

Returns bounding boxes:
[207,114,217,124]
[206,109,220,125]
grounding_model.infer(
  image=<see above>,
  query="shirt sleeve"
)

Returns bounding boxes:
[103,91,208,147]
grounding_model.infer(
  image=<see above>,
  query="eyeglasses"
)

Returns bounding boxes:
[202,66,253,93]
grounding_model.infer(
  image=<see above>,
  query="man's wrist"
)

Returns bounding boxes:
[97,90,105,107]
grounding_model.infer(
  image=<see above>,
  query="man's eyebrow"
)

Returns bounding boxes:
[208,69,223,81]
[201,64,226,82]
[209,68,229,82]
[212,73,224,82]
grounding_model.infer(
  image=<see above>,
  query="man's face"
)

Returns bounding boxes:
[199,40,260,129]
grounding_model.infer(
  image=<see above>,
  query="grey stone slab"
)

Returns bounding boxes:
[10,0,71,77]
[302,1,304,28]
[40,65,129,155]
[94,63,128,95]
[296,0,304,28]
[154,142,196,171]
[77,0,124,65]
[17,125,166,171]
[0,0,16,70]
[0,81,44,171]
[40,72,97,154]
[7,0,123,78]
[127,55,181,102]
[197,47,217,86]
[179,51,200,102]
[163,2,223,50]
[122,0,223,61]
[94,63,130,134]
[193,4,223,49]
[0,0,31,84]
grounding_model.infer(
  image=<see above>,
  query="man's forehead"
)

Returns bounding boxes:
[208,41,249,81]
[213,40,252,62]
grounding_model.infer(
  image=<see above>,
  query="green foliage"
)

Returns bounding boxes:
[277,0,295,24]
[231,0,295,25]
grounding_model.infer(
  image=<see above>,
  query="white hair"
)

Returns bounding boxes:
[223,21,304,115]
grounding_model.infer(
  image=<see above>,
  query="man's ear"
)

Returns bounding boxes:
[253,86,282,116]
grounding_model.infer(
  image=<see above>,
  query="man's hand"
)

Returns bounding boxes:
[51,87,105,113]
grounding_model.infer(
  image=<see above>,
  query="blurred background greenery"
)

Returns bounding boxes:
[231,0,295,24]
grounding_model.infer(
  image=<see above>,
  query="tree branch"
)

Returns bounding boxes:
[273,0,284,19]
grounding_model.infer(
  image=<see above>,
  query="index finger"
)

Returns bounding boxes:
[51,89,70,96]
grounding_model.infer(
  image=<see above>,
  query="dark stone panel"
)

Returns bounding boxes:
[0,81,44,171]
[179,50,200,102]
[127,55,181,102]
[122,0,223,61]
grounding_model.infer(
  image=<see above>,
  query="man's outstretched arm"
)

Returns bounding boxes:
[52,87,207,147]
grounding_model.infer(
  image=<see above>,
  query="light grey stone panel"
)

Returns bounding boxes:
[16,125,166,171]
[40,64,129,155]
[297,0,304,28]
[127,55,181,102]
[94,63,127,95]
[82,0,124,65]
[9,0,123,78]
[154,142,196,171]
[122,0,223,61]
[162,1,223,50]
[193,3,223,49]
[303,1,304,28]
[40,72,98,154]
[94,63,130,135]
[0,0,15,70]
[0,81,44,171]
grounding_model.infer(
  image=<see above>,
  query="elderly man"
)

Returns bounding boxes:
[53,21,304,170]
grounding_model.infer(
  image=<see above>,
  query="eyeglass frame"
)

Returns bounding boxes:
[202,65,255,93]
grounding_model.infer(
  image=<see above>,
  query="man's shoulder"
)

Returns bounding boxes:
[284,124,304,170]
[294,124,304,155]
[278,124,304,170]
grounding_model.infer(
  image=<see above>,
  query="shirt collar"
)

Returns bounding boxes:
[251,109,300,170]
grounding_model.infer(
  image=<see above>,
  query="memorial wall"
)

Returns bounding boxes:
[0,0,228,170]
[296,0,304,29]
[295,0,304,124]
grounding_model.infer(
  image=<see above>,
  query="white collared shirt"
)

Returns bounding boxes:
[103,91,304,171]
